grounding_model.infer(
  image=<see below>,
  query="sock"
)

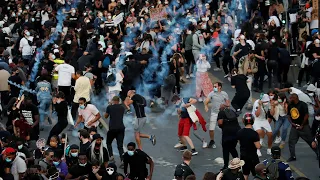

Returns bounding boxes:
[191,148,195,151]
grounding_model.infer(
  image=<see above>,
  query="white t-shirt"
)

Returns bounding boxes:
[252,100,269,121]
[108,72,123,92]
[55,64,75,86]
[11,156,27,180]
[19,37,33,56]
[41,10,49,25]
[78,104,100,128]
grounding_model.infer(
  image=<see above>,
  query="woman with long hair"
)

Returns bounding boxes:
[87,134,109,167]
[195,54,213,102]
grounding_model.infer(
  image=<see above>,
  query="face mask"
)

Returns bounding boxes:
[79,162,87,167]
[26,6,30,10]
[271,38,276,43]
[254,24,259,29]
[67,40,72,44]
[106,168,114,175]
[71,152,78,157]
[269,95,274,100]
[48,11,52,13]
[100,24,105,28]
[79,105,85,109]
[111,0,115,2]
[7,7,10,10]
[278,99,283,103]
[31,18,35,22]
[240,35,245,40]
[224,26,228,31]
[308,93,314,97]
[90,135,93,139]
[5,158,12,163]
[86,20,90,23]
[25,19,29,22]
[51,54,56,60]
[202,18,206,21]
[128,150,134,156]
[25,31,30,36]
[158,1,161,4]
[18,145,23,150]
[53,161,60,166]
[56,100,61,104]
[108,45,113,48]
[108,15,112,19]
[83,12,87,16]
[213,87,218,92]
[99,47,104,51]
[315,116,320,120]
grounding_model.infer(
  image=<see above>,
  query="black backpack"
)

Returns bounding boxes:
[224,108,237,121]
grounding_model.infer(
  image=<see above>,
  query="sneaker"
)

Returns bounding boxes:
[179,146,188,152]
[191,149,198,156]
[227,77,231,82]
[198,97,203,102]
[202,140,208,148]
[174,142,184,149]
[224,74,229,78]
[287,156,296,162]
[186,75,190,79]
[190,73,195,78]
[257,149,262,157]
[180,79,185,83]
[274,136,282,144]
[267,148,272,155]
[150,135,156,145]
[279,141,285,149]
[207,140,216,148]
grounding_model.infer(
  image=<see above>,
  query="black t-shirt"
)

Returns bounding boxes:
[174,162,194,180]
[311,45,320,61]
[268,46,280,61]
[123,149,151,179]
[231,74,250,95]
[287,101,308,125]
[131,94,146,118]
[237,128,260,157]
[20,103,39,140]
[68,163,92,179]
[234,43,251,60]
[106,104,125,130]
[217,110,241,141]
[221,169,245,180]
[80,141,91,154]
[8,75,22,97]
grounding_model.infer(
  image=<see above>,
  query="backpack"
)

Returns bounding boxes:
[102,56,111,68]
[174,163,193,179]
[266,159,281,180]
[224,108,237,120]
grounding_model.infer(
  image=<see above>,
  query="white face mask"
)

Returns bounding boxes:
[51,54,56,60]
[224,26,228,30]
[111,0,115,2]
[240,35,245,40]
[100,24,105,28]
[316,116,320,120]
[72,9,76,14]
[86,20,90,23]
[271,38,276,43]
[18,145,23,150]
[90,135,93,139]
[31,18,35,22]
[26,6,30,10]
[108,16,112,19]
[254,24,259,29]
[108,45,113,48]
[83,12,87,16]
[269,95,274,100]
[67,40,72,44]
[158,1,161,4]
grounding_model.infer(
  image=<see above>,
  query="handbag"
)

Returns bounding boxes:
[187,105,199,123]
[67,108,74,126]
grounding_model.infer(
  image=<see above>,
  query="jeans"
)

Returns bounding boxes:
[272,116,290,141]
[39,98,52,126]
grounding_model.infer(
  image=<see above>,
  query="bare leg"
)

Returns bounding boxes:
[267,132,273,148]
[209,130,215,141]
[183,136,195,149]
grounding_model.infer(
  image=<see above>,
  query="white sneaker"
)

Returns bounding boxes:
[224,74,229,78]
[174,142,184,149]
[198,97,203,102]
[260,139,264,146]
[267,148,272,155]
[190,73,195,78]
[202,140,208,148]
[274,136,282,144]
[186,75,190,79]
[257,149,262,157]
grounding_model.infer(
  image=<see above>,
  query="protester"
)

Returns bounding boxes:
[174,150,195,180]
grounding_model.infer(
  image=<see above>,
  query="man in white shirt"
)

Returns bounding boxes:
[75,97,101,130]
[72,71,91,119]
[19,30,33,63]
[252,94,273,157]
[54,59,75,105]
[3,147,27,180]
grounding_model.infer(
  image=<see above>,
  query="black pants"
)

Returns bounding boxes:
[231,93,249,111]
[241,155,259,176]
[311,120,320,137]
[0,91,9,113]
[222,139,238,168]
[47,121,68,144]
[185,50,195,75]
[173,72,180,95]
[253,63,266,91]
[222,55,234,75]
[107,129,125,161]
[71,102,79,120]
[213,55,221,68]
[267,60,279,88]
[298,64,312,85]
[278,63,290,84]
[288,125,317,157]
[58,86,71,105]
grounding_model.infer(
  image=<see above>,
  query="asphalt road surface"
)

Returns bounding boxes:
[36,63,318,180]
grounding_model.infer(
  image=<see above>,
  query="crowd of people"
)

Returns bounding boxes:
[0,0,319,179]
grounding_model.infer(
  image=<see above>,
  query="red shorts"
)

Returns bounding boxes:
[178,118,192,137]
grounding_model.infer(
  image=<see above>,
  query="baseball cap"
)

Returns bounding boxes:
[261,94,270,102]
[271,146,281,155]
[2,147,16,155]
[311,29,318,36]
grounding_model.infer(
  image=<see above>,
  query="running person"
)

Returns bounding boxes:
[204,82,230,148]
[125,90,156,150]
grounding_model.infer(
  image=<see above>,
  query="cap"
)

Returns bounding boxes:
[311,29,318,36]
[261,94,270,102]
[3,147,16,155]
[92,134,103,141]
[53,49,59,54]
[306,3,310,9]
[271,146,281,155]
[315,39,320,44]
[69,144,79,150]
